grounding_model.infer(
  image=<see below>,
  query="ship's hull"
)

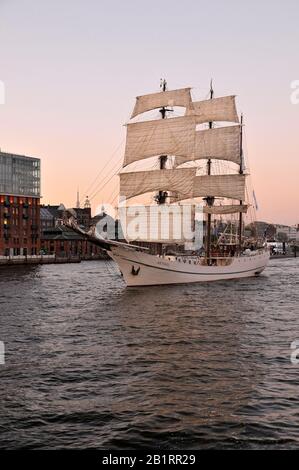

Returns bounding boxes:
[108,245,270,287]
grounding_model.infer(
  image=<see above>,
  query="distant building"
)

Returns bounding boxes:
[40,202,91,253]
[41,225,107,259]
[40,206,55,230]
[275,224,297,241]
[0,151,41,256]
[91,207,124,240]
[245,221,276,240]
[245,221,298,242]
[40,204,65,228]
[72,207,91,229]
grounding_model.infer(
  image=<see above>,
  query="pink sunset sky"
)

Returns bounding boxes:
[0,0,298,225]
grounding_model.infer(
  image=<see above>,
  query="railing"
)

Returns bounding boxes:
[159,247,268,265]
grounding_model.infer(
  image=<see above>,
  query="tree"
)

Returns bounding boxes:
[277,232,288,242]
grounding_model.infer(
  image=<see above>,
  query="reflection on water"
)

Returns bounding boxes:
[0,259,298,449]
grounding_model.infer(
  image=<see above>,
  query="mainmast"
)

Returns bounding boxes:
[156,79,172,205]
[238,114,244,250]
[205,80,215,263]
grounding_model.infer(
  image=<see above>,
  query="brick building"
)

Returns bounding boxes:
[41,225,107,259]
[40,206,55,230]
[73,207,91,229]
[0,151,41,256]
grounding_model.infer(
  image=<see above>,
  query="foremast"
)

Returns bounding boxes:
[155,79,172,205]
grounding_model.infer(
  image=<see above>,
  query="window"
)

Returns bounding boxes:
[0,153,40,197]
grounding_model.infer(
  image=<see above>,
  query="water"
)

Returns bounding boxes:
[0,258,298,449]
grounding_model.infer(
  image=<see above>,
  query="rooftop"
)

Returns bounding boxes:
[40,207,54,220]
[42,225,86,241]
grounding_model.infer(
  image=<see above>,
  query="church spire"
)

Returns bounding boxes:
[76,187,80,209]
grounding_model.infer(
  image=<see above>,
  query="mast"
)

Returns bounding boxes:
[154,79,168,255]
[238,114,244,250]
[156,79,172,205]
[205,80,215,263]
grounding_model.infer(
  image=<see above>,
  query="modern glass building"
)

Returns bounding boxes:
[0,151,41,256]
[0,152,40,197]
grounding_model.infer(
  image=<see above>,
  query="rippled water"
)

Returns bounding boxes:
[0,258,298,449]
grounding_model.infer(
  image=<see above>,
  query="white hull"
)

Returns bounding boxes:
[109,245,270,287]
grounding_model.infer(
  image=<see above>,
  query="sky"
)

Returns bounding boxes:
[0,0,298,224]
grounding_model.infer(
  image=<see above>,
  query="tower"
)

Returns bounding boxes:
[76,188,80,209]
[84,196,91,209]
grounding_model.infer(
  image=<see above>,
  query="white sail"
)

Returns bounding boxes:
[174,174,246,202]
[194,125,241,165]
[131,88,192,118]
[186,95,239,124]
[120,167,196,200]
[203,204,248,214]
[193,174,246,200]
[123,116,195,167]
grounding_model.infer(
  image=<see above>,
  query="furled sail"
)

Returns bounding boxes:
[194,125,241,165]
[120,167,196,200]
[203,204,248,214]
[123,116,195,167]
[186,95,239,124]
[131,88,192,118]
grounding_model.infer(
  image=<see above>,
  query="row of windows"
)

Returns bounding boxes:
[2,248,39,256]
[0,196,40,205]
[1,237,31,244]
[1,236,39,244]
[0,228,37,236]
[1,209,39,217]
[2,219,37,227]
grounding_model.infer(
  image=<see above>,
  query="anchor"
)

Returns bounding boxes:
[131,265,140,276]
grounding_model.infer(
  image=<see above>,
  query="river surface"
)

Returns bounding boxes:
[0,258,298,449]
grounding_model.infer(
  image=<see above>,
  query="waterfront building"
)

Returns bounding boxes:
[0,151,41,256]
[274,224,298,241]
[41,225,107,259]
[40,206,55,230]
[40,204,66,229]
[245,221,276,239]
[70,193,91,229]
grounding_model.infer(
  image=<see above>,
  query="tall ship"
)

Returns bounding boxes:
[72,81,270,286]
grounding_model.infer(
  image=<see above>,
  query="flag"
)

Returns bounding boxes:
[253,190,259,210]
